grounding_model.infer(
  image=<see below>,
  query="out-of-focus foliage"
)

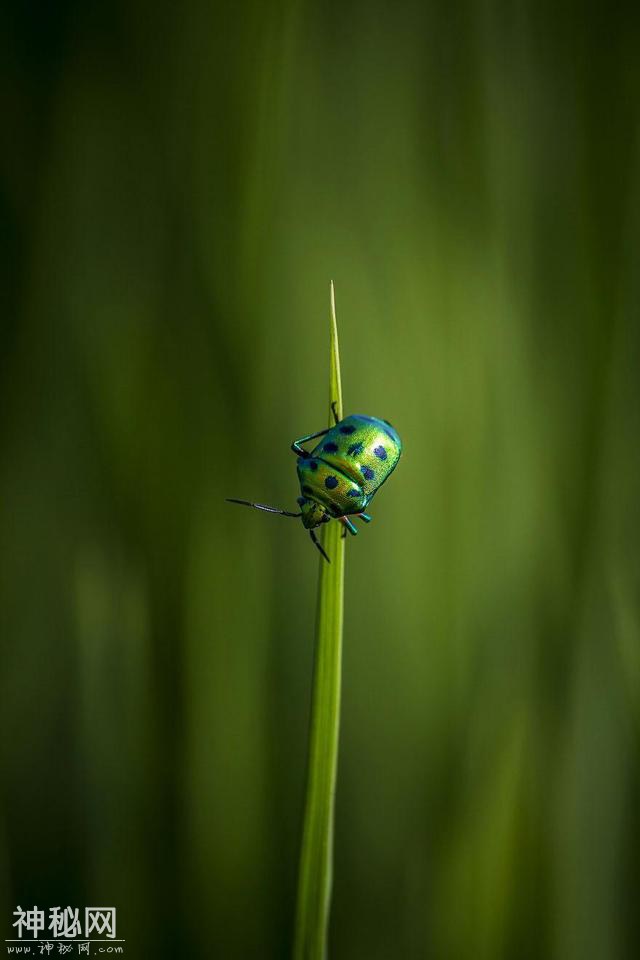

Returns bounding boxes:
[1,1,639,958]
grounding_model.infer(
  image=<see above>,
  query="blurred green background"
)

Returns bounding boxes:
[2,1,639,957]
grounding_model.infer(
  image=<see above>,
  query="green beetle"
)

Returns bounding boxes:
[228,404,402,561]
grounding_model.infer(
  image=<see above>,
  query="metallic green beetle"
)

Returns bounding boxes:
[228,404,402,561]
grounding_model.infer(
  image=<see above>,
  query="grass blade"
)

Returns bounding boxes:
[294,282,345,960]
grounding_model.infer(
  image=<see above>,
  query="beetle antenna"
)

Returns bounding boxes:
[309,529,330,563]
[226,498,301,518]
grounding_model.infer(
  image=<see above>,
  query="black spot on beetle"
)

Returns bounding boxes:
[325,475,339,490]
[340,425,355,434]
[324,442,338,453]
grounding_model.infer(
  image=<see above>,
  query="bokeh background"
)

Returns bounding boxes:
[2,1,639,957]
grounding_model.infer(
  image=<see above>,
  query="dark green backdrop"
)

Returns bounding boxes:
[2,1,639,957]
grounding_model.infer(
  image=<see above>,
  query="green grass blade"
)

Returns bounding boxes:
[294,282,345,960]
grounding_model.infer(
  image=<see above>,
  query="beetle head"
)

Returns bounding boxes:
[297,497,331,529]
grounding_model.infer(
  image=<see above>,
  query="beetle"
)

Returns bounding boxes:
[227,403,402,561]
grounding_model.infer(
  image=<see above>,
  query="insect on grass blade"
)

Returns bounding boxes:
[294,282,345,960]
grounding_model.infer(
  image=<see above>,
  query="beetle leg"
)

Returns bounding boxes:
[340,517,358,536]
[358,512,372,523]
[291,426,331,457]
[291,403,340,456]
[340,527,347,540]
[309,529,330,562]
[226,498,302,517]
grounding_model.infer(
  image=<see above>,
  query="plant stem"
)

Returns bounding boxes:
[294,282,345,960]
